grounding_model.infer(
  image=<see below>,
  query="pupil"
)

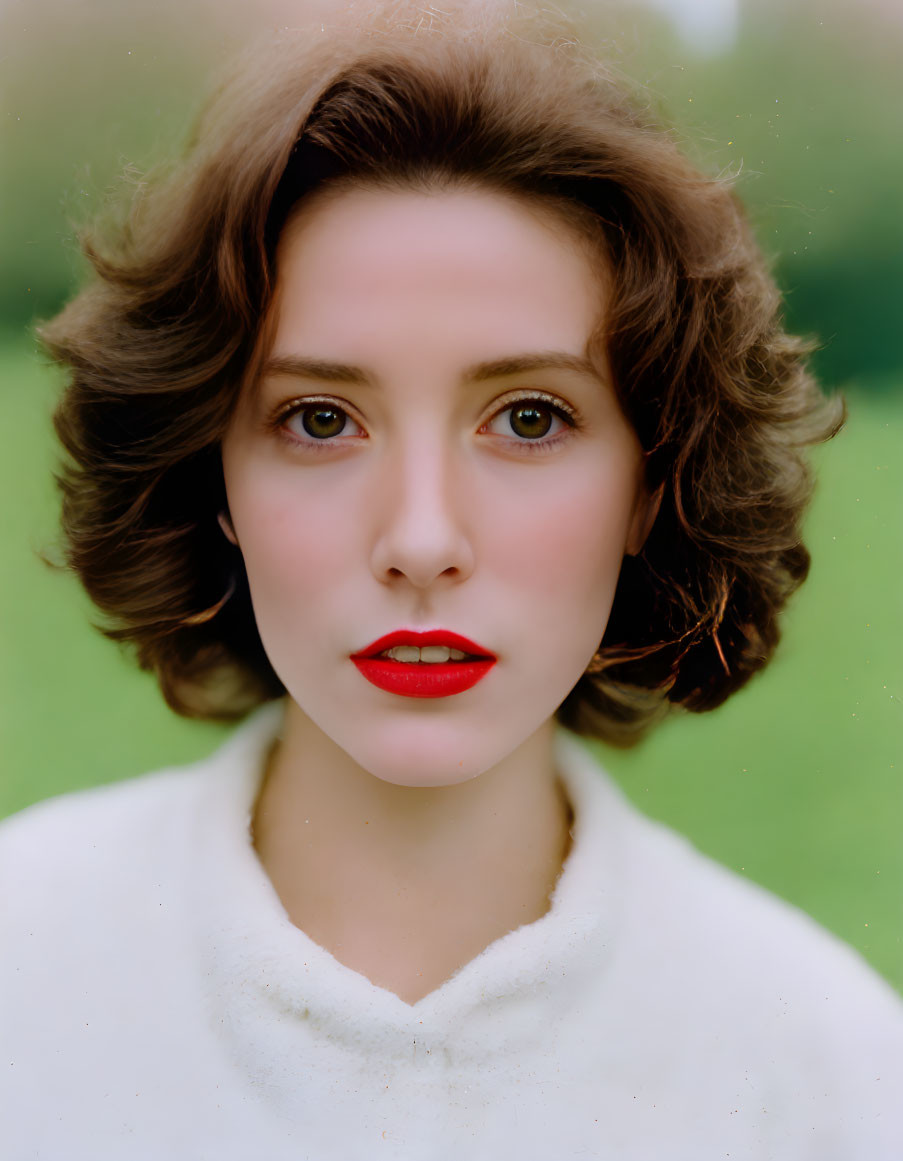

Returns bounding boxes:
[302,408,345,439]
[510,406,551,439]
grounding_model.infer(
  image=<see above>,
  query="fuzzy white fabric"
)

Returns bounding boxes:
[2,704,902,1160]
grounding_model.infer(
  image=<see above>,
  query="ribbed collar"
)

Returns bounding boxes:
[192,703,633,1065]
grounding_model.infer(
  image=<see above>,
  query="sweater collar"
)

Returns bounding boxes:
[193,703,631,1064]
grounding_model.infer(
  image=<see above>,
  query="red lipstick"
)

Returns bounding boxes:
[350,629,497,698]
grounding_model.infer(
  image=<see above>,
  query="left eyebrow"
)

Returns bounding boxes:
[461,351,603,384]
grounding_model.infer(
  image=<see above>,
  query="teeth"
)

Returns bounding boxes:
[380,645,469,663]
[421,646,466,663]
[388,645,422,662]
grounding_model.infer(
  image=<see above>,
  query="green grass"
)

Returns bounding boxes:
[2,338,901,992]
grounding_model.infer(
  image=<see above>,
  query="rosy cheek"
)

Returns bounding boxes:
[484,464,631,598]
[229,468,344,588]
[255,512,349,586]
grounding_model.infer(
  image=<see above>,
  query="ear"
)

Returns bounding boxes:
[218,510,240,547]
[625,481,663,557]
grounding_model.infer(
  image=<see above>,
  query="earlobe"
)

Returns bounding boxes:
[218,510,240,547]
[626,482,663,557]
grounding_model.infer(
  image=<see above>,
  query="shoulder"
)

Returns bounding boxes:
[625,803,903,1020]
[619,788,899,1007]
[0,706,278,928]
[559,729,901,1016]
[558,731,903,1141]
[598,756,903,1027]
[0,759,212,1067]
[0,756,210,887]
[0,703,280,848]
[633,817,903,1144]
[0,708,280,1060]
[0,757,214,973]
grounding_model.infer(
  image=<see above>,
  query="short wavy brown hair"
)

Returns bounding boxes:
[39,6,842,743]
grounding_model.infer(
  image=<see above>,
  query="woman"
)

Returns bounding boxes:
[3,6,902,1157]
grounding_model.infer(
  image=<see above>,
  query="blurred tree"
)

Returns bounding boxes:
[0,0,236,336]
[587,0,903,390]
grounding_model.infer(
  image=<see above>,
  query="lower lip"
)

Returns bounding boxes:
[351,658,496,698]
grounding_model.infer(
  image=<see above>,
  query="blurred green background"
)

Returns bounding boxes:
[2,0,901,990]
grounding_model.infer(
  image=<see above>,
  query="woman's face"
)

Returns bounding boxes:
[221,185,651,786]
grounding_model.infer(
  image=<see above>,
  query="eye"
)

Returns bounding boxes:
[277,400,365,446]
[482,395,576,446]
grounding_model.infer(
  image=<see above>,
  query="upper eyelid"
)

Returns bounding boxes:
[270,393,359,422]
[487,388,577,419]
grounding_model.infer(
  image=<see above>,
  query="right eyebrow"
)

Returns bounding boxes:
[261,355,377,386]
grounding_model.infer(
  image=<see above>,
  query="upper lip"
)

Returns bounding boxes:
[352,629,496,660]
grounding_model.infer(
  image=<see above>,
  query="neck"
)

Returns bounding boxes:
[251,702,573,1005]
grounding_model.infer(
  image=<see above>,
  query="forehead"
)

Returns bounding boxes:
[267,185,607,367]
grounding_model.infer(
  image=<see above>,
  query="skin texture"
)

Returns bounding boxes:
[220,185,653,1003]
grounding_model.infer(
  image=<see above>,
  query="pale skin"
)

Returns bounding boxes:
[221,185,657,1005]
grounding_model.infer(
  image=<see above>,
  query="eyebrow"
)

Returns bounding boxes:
[261,351,602,387]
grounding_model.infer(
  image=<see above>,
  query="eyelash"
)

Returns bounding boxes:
[268,391,582,457]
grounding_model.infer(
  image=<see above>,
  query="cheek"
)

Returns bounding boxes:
[225,463,357,607]
[482,459,636,607]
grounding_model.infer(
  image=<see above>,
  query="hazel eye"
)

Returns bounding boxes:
[283,404,363,442]
[485,400,572,442]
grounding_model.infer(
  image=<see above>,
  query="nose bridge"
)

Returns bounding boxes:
[371,420,474,588]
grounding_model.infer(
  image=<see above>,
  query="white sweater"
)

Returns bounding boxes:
[2,704,902,1160]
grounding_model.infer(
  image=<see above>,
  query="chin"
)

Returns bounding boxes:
[368,765,484,790]
[332,715,527,789]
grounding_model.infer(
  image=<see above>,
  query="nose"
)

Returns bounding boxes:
[369,435,475,590]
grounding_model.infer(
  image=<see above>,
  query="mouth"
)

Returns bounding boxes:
[351,629,496,663]
[350,629,497,699]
